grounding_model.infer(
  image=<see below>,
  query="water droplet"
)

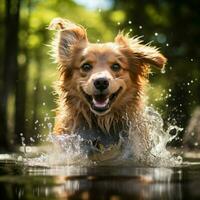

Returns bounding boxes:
[33,86,37,90]
[43,85,47,90]
[190,58,194,62]
[117,22,121,26]
[129,28,133,32]
[42,102,46,106]
[30,137,35,142]
[177,170,182,174]
[21,135,26,154]
[154,32,158,36]
[194,142,199,146]
[98,8,102,12]
[128,20,132,24]
[17,156,23,161]
[161,68,166,74]
[139,25,143,29]
[166,43,169,47]
[97,39,100,43]
[176,156,183,164]
[48,123,53,133]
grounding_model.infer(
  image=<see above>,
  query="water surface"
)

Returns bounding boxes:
[1,153,200,200]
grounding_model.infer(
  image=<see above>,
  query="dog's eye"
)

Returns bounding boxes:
[111,63,121,72]
[81,63,92,72]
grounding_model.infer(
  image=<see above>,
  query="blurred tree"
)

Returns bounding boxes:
[0,0,21,151]
[14,0,31,145]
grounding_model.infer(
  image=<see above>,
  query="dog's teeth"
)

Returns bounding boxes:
[93,98,109,108]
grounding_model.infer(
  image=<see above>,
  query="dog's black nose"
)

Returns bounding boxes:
[94,78,109,91]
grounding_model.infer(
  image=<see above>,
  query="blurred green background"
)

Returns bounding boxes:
[0,0,199,151]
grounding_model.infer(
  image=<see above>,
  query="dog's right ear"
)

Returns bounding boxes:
[115,33,167,70]
[48,18,88,66]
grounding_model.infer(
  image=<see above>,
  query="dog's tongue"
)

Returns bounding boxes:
[93,95,109,108]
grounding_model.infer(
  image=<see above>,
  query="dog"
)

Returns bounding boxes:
[48,18,167,156]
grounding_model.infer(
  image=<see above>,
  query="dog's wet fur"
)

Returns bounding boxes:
[48,18,167,148]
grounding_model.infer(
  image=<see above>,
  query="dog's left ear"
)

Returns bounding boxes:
[48,18,88,66]
[115,33,167,70]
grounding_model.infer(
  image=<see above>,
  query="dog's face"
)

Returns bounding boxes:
[73,43,133,115]
[49,18,167,116]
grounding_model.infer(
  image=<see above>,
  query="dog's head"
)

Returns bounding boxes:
[49,18,167,116]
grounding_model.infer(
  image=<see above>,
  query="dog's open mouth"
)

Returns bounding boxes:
[81,87,122,114]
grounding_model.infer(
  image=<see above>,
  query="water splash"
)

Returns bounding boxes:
[20,133,27,155]
[140,107,183,166]
[23,107,183,167]
[161,67,166,74]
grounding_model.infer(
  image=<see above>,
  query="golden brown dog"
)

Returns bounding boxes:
[48,18,167,137]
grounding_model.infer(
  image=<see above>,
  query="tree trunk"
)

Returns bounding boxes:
[0,0,20,151]
[14,0,31,145]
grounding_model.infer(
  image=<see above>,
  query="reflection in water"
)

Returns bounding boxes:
[48,167,182,200]
[0,161,187,200]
